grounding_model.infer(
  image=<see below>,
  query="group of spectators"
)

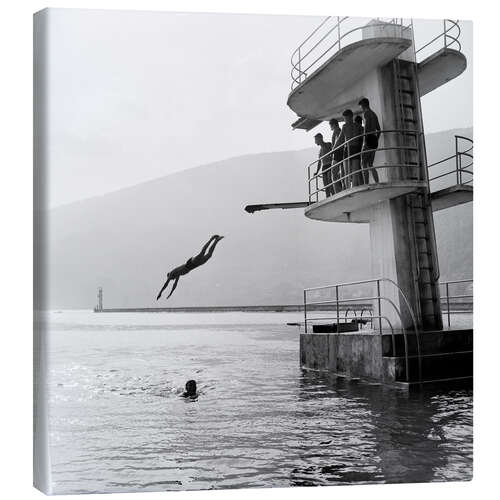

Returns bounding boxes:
[314,97,381,197]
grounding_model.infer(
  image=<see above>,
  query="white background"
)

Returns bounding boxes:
[1,1,496,499]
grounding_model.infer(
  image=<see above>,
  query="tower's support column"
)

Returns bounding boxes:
[367,59,442,331]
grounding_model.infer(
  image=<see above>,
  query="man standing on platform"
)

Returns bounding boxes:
[329,118,344,193]
[359,97,381,183]
[314,133,334,197]
[333,110,364,188]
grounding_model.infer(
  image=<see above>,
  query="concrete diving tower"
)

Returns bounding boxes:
[284,18,472,386]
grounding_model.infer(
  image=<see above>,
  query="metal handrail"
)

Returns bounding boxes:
[439,279,473,328]
[303,277,422,382]
[344,307,357,323]
[360,308,373,328]
[290,17,348,85]
[290,18,462,89]
[428,135,473,188]
[291,18,409,89]
[307,129,423,203]
[305,297,400,374]
[415,19,461,55]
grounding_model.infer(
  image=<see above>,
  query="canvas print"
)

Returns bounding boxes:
[33,8,473,495]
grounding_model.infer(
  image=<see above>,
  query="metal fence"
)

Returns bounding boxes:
[291,17,411,89]
[439,279,473,328]
[428,135,473,190]
[415,19,461,57]
[291,17,461,89]
[303,277,421,382]
[307,129,423,204]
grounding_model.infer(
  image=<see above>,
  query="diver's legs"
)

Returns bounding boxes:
[156,277,171,300]
[198,235,219,258]
[205,235,223,259]
[166,277,180,299]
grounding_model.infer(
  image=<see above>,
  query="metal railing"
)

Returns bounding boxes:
[303,277,422,382]
[290,17,461,89]
[341,307,373,329]
[439,279,473,328]
[307,129,423,204]
[428,135,473,190]
[291,17,411,89]
[415,19,461,57]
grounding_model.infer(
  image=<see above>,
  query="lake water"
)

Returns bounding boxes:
[44,310,473,494]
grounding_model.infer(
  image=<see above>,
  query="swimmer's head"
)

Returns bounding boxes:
[184,380,197,396]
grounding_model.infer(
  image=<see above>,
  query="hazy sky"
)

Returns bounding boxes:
[45,9,472,207]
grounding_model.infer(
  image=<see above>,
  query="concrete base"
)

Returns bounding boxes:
[300,330,387,381]
[300,329,473,389]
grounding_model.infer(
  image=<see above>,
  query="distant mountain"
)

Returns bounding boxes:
[46,127,472,309]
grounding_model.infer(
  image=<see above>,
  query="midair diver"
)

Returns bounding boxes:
[156,234,224,300]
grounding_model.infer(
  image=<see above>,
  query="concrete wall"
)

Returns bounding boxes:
[300,332,388,382]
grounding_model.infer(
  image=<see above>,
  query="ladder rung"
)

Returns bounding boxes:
[401,90,414,94]
[402,104,416,108]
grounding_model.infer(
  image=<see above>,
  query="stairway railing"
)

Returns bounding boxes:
[303,277,422,382]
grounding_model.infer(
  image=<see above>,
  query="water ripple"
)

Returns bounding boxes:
[45,312,473,494]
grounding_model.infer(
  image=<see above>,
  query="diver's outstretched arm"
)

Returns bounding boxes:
[156,277,171,300]
[166,277,180,299]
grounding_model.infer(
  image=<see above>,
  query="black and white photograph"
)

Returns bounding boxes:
[33,7,473,495]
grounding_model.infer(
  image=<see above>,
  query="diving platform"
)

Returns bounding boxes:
[244,181,472,220]
[431,184,473,212]
[417,47,467,97]
[288,18,467,130]
[304,181,427,223]
[287,37,412,123]
[289,45,467,129]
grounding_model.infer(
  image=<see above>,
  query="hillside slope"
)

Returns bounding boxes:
[47,127,472,309]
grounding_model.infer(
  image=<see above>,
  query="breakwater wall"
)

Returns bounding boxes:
[94,302,472,313]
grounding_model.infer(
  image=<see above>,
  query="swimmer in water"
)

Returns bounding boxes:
[156,234,224,300]
[183,380,197,398]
